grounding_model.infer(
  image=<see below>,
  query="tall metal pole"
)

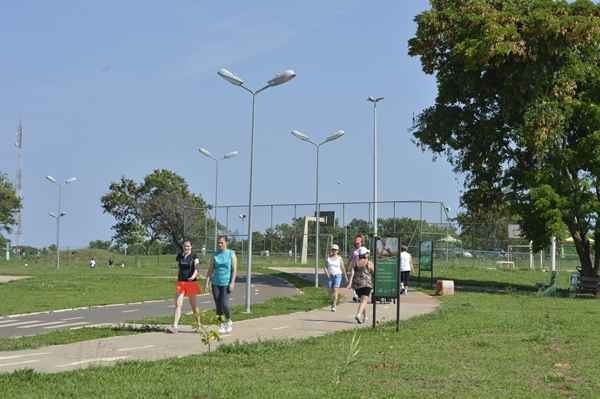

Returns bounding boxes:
[15,122,23,254]
[368,96,383,236]
[314,145,320,288]
[56,184,62,270]
[245,93,257,313]
[373,102,378,236]
[213,159,219,251]
[219,67,296,313]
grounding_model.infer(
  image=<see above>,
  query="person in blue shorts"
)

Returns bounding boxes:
[323,244,347,312]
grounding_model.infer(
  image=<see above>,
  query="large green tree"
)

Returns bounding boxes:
[101,169,208,251]
[409,0,600,278]
[0,173,22,237]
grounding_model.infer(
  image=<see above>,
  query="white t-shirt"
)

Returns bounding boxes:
[399,251,412,272]
[326,256,343,275]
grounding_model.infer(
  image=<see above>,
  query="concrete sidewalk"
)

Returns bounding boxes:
[0,288,438,374]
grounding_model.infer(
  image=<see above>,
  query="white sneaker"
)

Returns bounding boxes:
[354,314,362,324]
[218,323,227,334]
[331,305,336,312]
[226,319,233,333]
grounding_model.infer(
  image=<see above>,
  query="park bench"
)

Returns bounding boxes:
[568,269,600,297]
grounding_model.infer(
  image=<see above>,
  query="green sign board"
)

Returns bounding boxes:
[419,240,434,272]
[374,257,398,298]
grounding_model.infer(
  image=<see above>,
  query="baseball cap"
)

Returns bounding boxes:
[358,246,370,256]
[330,244,340,250]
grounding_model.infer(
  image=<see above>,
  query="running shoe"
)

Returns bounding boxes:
[354,314,362,324]
[218,323,227,334]
[331,305,336,312]
[226,319,233,333]
[166,326,178,334]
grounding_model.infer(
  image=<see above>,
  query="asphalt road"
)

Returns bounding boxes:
[0,275,297,338]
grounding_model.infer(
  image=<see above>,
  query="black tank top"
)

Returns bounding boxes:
[176,253,198,281]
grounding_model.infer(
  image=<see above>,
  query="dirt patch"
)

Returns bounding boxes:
[0,275,31,283]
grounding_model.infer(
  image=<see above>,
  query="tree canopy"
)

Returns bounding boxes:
[409,0,600,277]
[101,169,208,251]
[0,173,21,237]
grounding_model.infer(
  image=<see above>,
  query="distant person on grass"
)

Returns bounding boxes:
[205,236,237,334]
[348,234,364,302]
[399,245,412,295]
[167,241,200,334]
[89,257,96,269]
[347,246,374,324]
[323,244,346,312]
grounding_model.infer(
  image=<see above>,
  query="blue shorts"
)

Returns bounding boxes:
[327,274,343,289]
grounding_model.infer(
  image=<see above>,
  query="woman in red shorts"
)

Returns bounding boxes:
[167,241,200,334]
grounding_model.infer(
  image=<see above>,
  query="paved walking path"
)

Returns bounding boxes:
[0,270,439,374]
[0,293,438,374]
[0,275,295,338]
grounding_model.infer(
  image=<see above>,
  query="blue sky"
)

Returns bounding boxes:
[0,1,463,248]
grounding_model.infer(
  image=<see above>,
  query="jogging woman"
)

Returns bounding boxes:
[323,244,346,312]
[347,246,374,324]
[167,241,200,334]
[205,236,237,334]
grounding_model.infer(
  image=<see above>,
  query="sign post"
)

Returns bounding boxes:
[372,236,401,331]
[419,240,434,288]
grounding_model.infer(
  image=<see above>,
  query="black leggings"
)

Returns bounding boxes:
[212,285,230,319]
[400,271,410,285]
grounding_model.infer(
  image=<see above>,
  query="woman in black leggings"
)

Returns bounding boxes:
[205,236,237,334]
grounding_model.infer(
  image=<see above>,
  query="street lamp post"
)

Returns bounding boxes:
[46,176,77,270]
[367,96,384,236]
[198,148,239,251]
[291,129,345,287]
[218,67,296,313]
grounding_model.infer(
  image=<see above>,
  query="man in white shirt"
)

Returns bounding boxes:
[399,245,412,294]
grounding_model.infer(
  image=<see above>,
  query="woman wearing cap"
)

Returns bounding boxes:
[347,246,374,324]
[323,244,346,312]
[167,240,200,334]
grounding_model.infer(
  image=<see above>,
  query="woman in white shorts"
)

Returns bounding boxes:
[323,244,346,312]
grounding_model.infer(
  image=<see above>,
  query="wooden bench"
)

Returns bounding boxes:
[577,276,600,296]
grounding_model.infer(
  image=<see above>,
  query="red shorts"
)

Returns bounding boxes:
[176,281,200,297]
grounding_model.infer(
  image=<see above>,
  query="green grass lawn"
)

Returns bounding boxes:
[2,291,599,398]
[0,248,576,316]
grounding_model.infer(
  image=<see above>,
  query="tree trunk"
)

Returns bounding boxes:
[567,222,596,278]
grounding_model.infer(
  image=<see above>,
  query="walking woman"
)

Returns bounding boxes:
[399,245,413,294]
[205,236,237,334]
[323,244,346,312]
[167,240,200,334]
[347,246,374,324]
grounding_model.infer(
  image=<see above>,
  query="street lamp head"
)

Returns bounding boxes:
[198,148,215,160]
[49,212,57,218]
[323,130,345,144]
[65,177,77,184]
[239,213,247,220]
[60,212,67,217]
[223,150,239,159]
[218,68,244,86]
[291,130,311,143]
[336,179,343,185]
[267,70,296,87]
[367,96,384,103]
[46,175,57,183]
